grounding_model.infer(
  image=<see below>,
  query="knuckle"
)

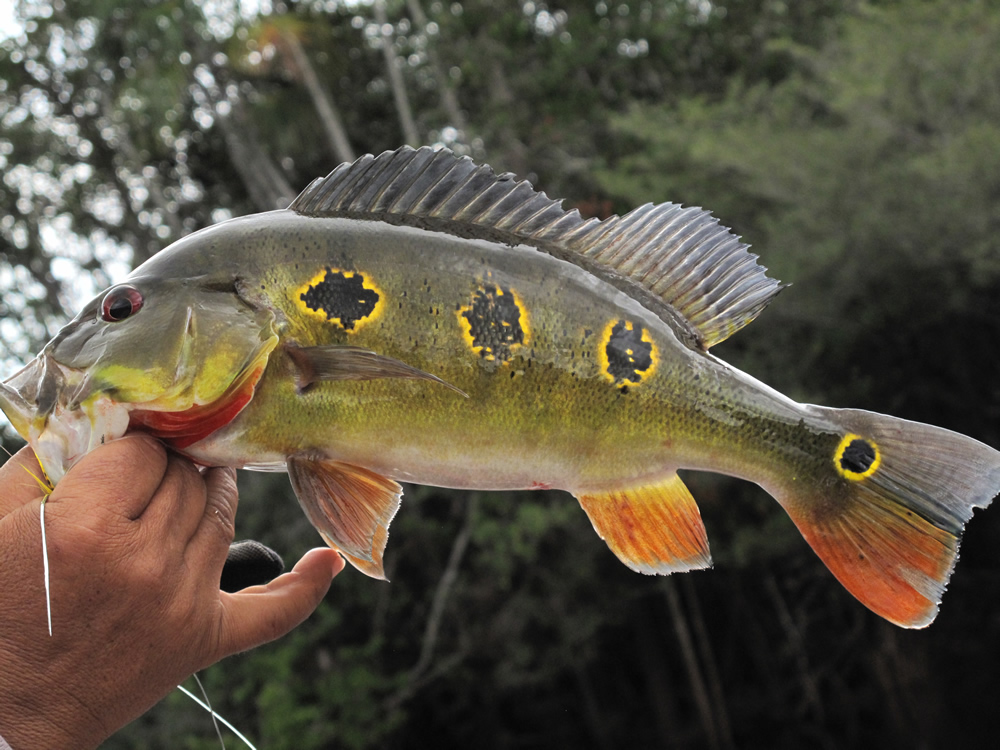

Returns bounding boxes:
[208,506,237,542]
[205,468,239,542]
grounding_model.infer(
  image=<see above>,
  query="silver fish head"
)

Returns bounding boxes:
[1,267,278,484]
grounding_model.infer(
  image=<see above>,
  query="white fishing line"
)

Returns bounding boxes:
[177,681,258,750]
[192,672,226,750]
[40,499,52,637]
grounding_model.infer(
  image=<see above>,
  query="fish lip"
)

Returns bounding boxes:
[0,378,35,438]
[0,355,53,437]
[2,352,96,418]
[1,353,125,485]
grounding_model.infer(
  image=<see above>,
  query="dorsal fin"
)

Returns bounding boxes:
[289,146,783,349]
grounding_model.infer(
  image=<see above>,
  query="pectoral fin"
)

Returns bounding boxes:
[574,473,712,574]
[286,344,467,396]
[287,454,403,579]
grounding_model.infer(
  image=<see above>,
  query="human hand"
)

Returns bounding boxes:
[0,434,344,750]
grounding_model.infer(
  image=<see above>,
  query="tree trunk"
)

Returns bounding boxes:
[279,29,356,164]
[374,0,420,146]
[405,0,468,136]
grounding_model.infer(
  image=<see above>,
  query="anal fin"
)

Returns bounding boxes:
[287,454,402,579]
[574,473,711,575]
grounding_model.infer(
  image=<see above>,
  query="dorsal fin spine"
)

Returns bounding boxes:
[434,166,483,216]
[513,202,563,236]
[288,146,783,349]
[348,160,385,209]
[600,211,647,268]
[622,208,675,277]
[358,154,402,211]
[659,224,730,291]
[334,157,375,207]
[386,154,438,213]
[359,153,411,210]
[458,174,505,221]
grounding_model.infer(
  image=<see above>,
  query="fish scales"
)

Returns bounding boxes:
[183,214,803,491]
[2,146,998,628]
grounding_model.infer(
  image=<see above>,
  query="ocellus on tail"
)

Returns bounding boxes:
[2,146,997,628]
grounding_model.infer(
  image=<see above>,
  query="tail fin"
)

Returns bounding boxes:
[771,407,1000,628]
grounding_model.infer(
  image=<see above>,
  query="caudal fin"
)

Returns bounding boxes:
[772,407,1000,628]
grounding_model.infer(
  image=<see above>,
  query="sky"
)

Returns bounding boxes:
[0,4,20,41]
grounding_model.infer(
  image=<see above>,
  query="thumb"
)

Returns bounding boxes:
[215,548,345,657]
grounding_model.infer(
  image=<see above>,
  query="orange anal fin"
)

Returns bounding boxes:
[785,491,957,629]
[574,473,711,575]
[287,454,402,580]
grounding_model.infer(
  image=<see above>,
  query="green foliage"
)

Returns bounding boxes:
[598,1,1000,412]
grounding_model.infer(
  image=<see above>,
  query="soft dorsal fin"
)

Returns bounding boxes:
[289,146,783,349]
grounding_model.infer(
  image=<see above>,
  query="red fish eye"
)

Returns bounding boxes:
[100,285,144,322]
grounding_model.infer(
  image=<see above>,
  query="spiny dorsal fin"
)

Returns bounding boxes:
[289,146,783,349]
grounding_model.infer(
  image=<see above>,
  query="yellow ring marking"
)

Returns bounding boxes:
[294,268,385,332]
[456,283,529,362]
[834,432,881,481]
[596,318,659,386]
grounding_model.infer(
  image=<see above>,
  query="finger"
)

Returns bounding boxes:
[142,453,211,543]
[212,548,344,659]
[49,435,168,521]
[186,467,239,570]
[0,445,47,517]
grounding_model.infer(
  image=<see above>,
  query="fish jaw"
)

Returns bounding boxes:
[0,377,35,441]
[32,392,131,485]
[0,354,131,484]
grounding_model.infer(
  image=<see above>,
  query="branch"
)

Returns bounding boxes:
[682,576,735,749]
[663,577,722,750]
[374,0,420,146]
[383,494,478,711]
[214,99,297,211]
[405,0,468,135]
[410,493,478,678]
[279,29,355,164]
[763,573,824,718]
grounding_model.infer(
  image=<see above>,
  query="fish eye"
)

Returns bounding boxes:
[100,285,144,322]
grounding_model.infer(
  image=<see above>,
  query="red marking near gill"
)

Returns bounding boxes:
[129,363,266,450]
[530,481,552,490]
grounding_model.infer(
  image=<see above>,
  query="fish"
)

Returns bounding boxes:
[1,145,997,629]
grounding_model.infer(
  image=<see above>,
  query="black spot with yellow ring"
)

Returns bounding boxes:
[834,433,881,481]
[600,319,657,387]
[458,283,527,363]
[299,268,381,331]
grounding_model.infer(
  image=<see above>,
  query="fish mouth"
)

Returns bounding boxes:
[0,353,129,485]
[1,355,58,436]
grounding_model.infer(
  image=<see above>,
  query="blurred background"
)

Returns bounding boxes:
[2,0,1000,747]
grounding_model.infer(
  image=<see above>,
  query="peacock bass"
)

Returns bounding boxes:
[2,146,998,629]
